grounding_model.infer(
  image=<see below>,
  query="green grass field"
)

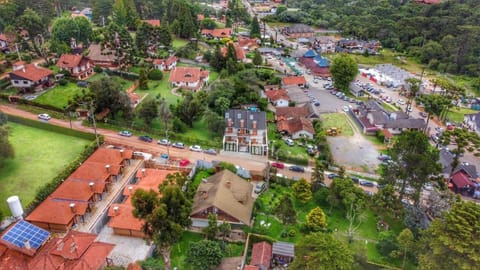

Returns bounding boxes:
[135,74,181,106]
[34,82,85,109]
[173,38,189,49]
[446,106,477,123]
[321,113,354,136]
[0,122,91,215]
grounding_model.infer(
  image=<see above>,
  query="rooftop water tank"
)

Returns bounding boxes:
[7,196,24,219]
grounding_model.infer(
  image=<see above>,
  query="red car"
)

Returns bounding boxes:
[179,159,190,167]
[271,162,285,169]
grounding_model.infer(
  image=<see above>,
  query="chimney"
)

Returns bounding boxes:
[240,119,245,128]
[113,206,119,215]
[201,191,208,200]
[89,182,94,191]
[22,68,26,73]
[128,186,133,194]
[119,149,124,157]
[69,203,76,213]
[70,242,77,253]
[105,164,110,173]
[141,168,146,177]
[253,120,257,129]
[225,181,231,189]
[24,239,31,250]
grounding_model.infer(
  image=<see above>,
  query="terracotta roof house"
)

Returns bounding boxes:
[275,105,309,121]
[265,89,290,107]
[223,109,268,156]
[191,169,254,228]
[250,241,272,269]
[108,168,178,237]
[282,24,314,38]
[201,28,232,39]
[142,19,160,27]
[0,33,15,53]
[277,117,315,139]
[282,76,307,87]
[26,197,89,232]
[50,178,104,204]
[85,148,133,167]
[169,67,209,91]
[243,265,260,270]
[450,170,474,195]
[68,161,122,190]
[9,63,54,90]
[56,54,94,80]
[153,56,178,71]
[238,37,260,51]
[221,43,246,62]
[87,44,118,68]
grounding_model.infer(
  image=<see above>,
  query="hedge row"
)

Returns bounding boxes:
[276,152,309,166]
[104,69,139,80]
[7,114,97,140]
[23,139,102,216]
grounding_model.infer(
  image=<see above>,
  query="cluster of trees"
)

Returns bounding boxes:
[0,112,14,169]
[264,1,480,76]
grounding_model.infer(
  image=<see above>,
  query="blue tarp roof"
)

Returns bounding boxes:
[314,56,329,67]
[303,49,317,58]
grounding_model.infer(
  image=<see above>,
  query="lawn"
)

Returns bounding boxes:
[0,122,91,215]
[34,82,85,109]
[173,38,189,49]
[446,106,477,123]
[267,123,311,161]
[87,73,135,91]
[321,113,354,136]
[135,74,181,106]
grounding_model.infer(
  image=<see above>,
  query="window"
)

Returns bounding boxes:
[13,80,19,84]
[23,80,28,84]
[237,113,242,119]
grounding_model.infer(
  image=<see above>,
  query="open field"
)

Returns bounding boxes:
[173,38,189,49]
[321,113,354,136]
[0,122,91,215]
[446,106,477,123]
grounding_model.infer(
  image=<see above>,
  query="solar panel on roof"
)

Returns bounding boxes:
[1,220,50,249]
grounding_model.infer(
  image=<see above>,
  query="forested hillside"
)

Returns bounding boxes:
[264,0,480,76]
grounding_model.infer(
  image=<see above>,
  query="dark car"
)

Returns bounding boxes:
[139,135,153,142]
[351,177,359,183]
[76,81,90,88]
[359,180,375,187]
[172,142,185,149]
[203,148,217,155]
[328,173,340,179]
[289,165,305,172]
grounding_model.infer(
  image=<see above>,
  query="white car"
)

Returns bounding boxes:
[342,106,350,112]
[397,99,405,105]
[189,145,202,152]
[38,113,51,121]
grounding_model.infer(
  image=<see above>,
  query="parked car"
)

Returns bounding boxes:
[172,142,185,149]
[328,173,340,179]
[271,162,285,169]
[118,130,132,137]
[397,99,405,105]
[351,177,359,183]
[189,145,202,152]
[203,148,217,155]
[359,180,375,187]
[179,159,190,166]
[378,154,391,161]
[285,138,294,146]
[289,165,305,172]
[254,182,266,194]
[38,113,51,121]
[157,139,171,145]
[342,106,350,112]
[419,112,427,118]
[139,135,153,142]
[314,101,320,107]
[161,153,169,159]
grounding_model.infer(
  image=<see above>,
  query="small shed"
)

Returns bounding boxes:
[272,241,295,265]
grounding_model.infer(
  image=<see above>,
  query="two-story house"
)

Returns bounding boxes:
[223,109,268,156]
[9,62,54,91]
[153,56,178,71]
[57,54,94,80]
[282,24,314,38]
[168,67,209,91]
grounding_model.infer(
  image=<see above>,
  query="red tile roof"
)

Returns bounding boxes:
[69,162,120,182]
[275,106,309,120]
[277,117,315,135]
[237,37,259,50]
[250,241,272,268]
[85,148,133,166]
[143,19,160,27]
[27,239,64,270]
[197,14,205,21]
[26,197,88,227]
[57,54,89,69]
[169,67,209,84]
[221,44,246,60]
[51,179,103,201]
[49,231,96,260]
[265,89,290,102]
[451,171,472,189]
[109,169,178,232]
[282,76,307,86]
[9,64,53,82]
[201,28,232,38]
[244,265,260,270]
[0,248,30,270]
[153,56,177,66]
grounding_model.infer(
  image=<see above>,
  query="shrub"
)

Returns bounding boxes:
[148,69,163,80]
[94,65,103,73]
[306,207,327,232]
[58,78,68,86]
[288,229,296,237]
